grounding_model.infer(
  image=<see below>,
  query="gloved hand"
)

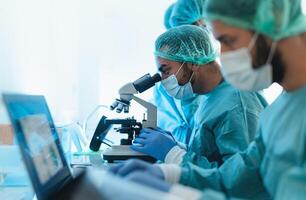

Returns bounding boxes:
[131,128,177,161]
[125,171,171,192]
[108,159,165,180]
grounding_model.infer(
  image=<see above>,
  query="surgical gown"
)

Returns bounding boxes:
[153,83,201,145]
[181,81,267,169]
[274,166,306,200]
[179,84,306,199]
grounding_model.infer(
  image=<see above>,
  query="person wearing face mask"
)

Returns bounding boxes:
[109,0,306,200]
[110,23,267,191]
[152,0,214,147]
[132,24,267,163]
[152,1,204,148]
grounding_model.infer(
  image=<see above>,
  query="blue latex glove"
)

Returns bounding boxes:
[108,159,164,180]
[131,128,177,161]
[125,171,171,192]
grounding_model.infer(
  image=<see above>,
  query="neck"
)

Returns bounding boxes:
[200,64,223,93]
[207,73,223,92]
[278,34,306,91]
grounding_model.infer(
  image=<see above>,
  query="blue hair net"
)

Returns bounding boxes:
[164,3,176,29]
[204,0,306,40]
[155,25,219,65]
[170,0,205,27]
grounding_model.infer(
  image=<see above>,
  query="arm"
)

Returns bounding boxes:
[179,132,270,199]
[165,107,259,169]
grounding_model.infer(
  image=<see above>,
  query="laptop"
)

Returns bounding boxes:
[2,94,106,200]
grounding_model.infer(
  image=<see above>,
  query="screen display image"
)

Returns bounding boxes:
[19,114,63,184]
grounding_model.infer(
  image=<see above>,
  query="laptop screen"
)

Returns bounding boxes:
[3,94,71,200]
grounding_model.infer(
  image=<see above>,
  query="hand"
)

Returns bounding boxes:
[154,127,173,136]
[125,171,171,192]
[108,159,164,180]
[131,128,177,161]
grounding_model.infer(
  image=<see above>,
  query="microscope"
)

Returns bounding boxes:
[89,73,161,163]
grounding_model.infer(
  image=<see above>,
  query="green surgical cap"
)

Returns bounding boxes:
[204,0,306,41]
[154,25,219,65]
[170,0,205,27]
[164,3,176,30]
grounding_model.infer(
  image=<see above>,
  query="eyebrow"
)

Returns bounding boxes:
[216,34,236,43]
[158,64,168,72]
[216,34,228,42]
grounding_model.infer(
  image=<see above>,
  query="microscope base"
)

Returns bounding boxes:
[102,145,156,163]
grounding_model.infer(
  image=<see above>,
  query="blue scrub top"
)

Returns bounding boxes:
[180,84,306,199]
[153,83,202,145]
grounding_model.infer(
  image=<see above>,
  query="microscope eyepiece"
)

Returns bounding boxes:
[152,73,161,83]
[133,73,162,93]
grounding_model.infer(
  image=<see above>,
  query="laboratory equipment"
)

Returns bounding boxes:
[2,94,106,200]
[90,73,161,163]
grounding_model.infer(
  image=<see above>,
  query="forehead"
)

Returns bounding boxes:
[211,20,251,38]
[156,57,180,66]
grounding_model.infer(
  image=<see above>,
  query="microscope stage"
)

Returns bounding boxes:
[102,145,156,163]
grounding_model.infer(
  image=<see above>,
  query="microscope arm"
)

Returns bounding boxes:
[132,95,157,128]
[118,82,139,102]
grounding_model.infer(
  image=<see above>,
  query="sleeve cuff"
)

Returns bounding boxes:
[158,164,182,184]
[167,187,226,200]
[169,184,202,200]
[200,189,227,200]
[165,145,187,164]
[177,142,187,150]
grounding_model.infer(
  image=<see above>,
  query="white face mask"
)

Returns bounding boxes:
[161,63,195,100]
[220,33,277,91]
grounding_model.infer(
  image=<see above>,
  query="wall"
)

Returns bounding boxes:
[0,0,174,127]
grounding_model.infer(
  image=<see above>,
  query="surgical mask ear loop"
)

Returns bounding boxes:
[247,33,259,51]
[189,72,195,82]
[247,33,277,66]
[175,62,185,76]
[181,63,195,84]
[188,65,198,82]
[266,42,277,64]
